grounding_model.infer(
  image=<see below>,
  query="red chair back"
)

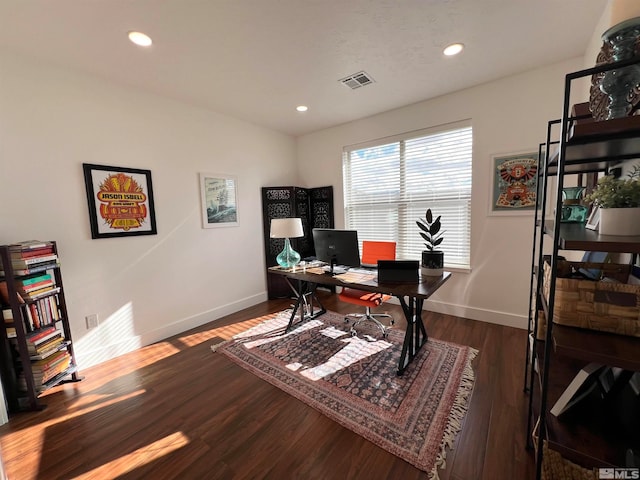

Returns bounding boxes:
[361,241,396,266]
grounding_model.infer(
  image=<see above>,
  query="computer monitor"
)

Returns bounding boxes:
[312,228,361,267]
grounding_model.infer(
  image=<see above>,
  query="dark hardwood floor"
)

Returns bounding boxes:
[0,292,535,479]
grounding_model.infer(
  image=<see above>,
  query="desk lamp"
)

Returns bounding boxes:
[270,218,304,268]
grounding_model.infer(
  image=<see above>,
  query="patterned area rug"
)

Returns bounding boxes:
[212,310,478,479]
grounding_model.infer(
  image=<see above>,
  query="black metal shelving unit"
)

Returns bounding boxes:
[525,57,640,479]
[0,241,81,412]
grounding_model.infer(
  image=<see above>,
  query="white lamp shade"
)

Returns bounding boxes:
[270,218,304,238]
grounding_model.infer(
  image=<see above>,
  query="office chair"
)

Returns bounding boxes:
[339,240,396,338]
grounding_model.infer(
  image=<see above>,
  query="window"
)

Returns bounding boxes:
[343,120,472,269]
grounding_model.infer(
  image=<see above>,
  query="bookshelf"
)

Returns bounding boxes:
[526,57,640,479]
[0,240,81,412]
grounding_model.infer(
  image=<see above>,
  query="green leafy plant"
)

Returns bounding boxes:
[416,209,444,251]
[585,165,640,208]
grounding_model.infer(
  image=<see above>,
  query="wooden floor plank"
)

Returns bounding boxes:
[0,293,535,479]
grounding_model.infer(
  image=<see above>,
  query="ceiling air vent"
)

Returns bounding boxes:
[340,71,374,90]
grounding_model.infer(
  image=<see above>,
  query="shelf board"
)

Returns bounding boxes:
[544,221,640,253]
[546,116,640,174]
[532,349,634,468]
[552,324,640,372]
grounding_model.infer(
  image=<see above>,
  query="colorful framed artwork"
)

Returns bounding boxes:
[83,163,157,239]
[199,173,239,228]
[489,150,539,215]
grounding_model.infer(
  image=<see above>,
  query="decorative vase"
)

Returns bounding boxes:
[560,187,588,223]
[598,207,640,236]
[276,238,301,268]
[421,251,444,277]
[600,17,640,119]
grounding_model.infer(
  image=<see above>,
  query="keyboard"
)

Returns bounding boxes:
[348,267,377,275]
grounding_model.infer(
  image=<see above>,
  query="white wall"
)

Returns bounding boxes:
[0,49,297,368]
[296,58,585,329]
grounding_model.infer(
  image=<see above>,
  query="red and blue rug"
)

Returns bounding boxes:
[212,309,477,479]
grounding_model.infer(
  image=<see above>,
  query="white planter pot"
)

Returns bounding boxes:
[421,266,444,277]
[598,207,640,236]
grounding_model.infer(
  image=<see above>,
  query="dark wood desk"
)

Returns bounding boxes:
[268,266,451,375]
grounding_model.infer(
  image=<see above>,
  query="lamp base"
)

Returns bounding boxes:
[276,238,301,268]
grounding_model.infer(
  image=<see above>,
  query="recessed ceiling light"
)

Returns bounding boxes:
[296,105,308,112]
[443,43,464,56]
[128,31,153,47]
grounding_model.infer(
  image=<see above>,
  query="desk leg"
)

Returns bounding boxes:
[397,297,427,376]
[284,279,326,332]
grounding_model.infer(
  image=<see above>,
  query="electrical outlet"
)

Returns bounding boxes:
[85,314,98,329]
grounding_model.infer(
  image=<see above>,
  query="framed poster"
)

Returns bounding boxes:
[489,150,539,215]
[199,173,239,228]
[585,205,600,231]
[83,163,157,239]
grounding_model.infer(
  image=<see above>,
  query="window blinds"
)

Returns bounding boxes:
[343,121,472,269]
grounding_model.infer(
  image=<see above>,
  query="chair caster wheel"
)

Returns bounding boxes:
[350,329,357,337]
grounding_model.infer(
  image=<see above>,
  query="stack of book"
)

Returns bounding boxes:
[18,273,60,330]
[25,326,65,356]
[0,241,61,331]
[0,240,59,277]
[16,273,55,300]
[18,350,72,392]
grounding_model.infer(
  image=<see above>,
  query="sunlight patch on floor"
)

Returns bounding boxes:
[0,389,147,478]
[176,313,276,347]
[73,431,189,479]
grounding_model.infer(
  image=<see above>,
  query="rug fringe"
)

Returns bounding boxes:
[430,347,479,480]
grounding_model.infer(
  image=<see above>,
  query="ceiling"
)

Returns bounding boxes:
[0,0,608,137]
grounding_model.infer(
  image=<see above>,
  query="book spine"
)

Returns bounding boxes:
[19,279,54,293]
[22,287,60,302]
[0,262,60,276]
[29,303,40,330]
[32,350,69,370]
[43,298,52,326]
[24,305,34,331]
[49,296,59,321]
[30,331,63,348]
[29,337,64,355]
[25,325,56,343]
[18,274,52,287]
[10,247,55,259]
[9,241,52,251]
[11,254,58,267]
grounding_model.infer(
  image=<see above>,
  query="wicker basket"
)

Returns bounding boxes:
[542,261,640,337]
[532,418,597,480]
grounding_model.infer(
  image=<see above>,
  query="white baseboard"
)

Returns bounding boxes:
[385,296,527,330]
[75,292,268,369]
[140,292,268,345]
[423,299,527,330]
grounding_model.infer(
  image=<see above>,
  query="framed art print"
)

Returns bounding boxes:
[83,163,157,239]
[199,173,239,228]
[585,205,600,231]
[489,150,539,215]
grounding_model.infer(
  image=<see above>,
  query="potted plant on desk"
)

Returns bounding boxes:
[416,208,444,276]
[585,164,640,236]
